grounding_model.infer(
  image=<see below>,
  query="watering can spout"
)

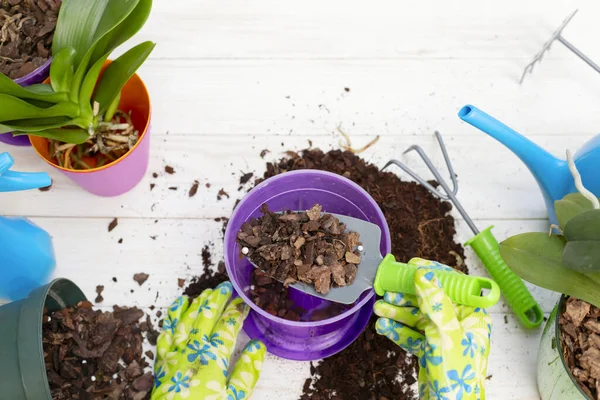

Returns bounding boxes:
[0,152,51,192]
[458,105,568,218]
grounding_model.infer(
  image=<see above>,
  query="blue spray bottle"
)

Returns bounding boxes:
[0,152,55,301]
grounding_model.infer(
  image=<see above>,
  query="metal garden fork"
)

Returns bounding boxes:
[382,131,543,329]
[520,9,600,83]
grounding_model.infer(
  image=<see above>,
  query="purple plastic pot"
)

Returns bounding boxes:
[0,59,52,146]
[224,170,391,361]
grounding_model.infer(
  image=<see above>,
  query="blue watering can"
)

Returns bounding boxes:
[0,152,55,302]
[458,105,600,224]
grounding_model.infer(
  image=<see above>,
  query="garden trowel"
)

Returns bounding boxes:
[244,212,501,308]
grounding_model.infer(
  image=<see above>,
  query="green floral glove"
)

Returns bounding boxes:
[373,258,492,400]
[151,281,266,400]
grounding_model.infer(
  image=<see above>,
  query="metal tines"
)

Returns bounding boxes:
[520,9,600,83]
[382,131,479,235]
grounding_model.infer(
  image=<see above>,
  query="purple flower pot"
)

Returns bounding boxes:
[224,170,391,361]
[0,59,52,146]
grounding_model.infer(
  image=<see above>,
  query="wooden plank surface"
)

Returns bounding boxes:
[2,0,595,398]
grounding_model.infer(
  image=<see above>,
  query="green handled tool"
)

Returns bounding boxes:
[383,131,544,329]
[242,211,500,308]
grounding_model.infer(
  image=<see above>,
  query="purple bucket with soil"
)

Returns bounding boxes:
[224,169,391,361]
[0,59,52,146]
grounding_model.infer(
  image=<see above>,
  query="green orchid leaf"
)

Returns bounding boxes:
[563,209,600,241]
[0,94,80,122]
[555,193,600,229]
[16,128,89,144]
[50,47,77,93]
[79,54,110,119]
[500,233,600,308]
[5,117,77,132]
[563,241,600,273]
[53,0,141,68]
[0,124,13,134]
[93,41,155,115]
[104,91,120,121]
[91,0,153,63]
[0,74,67,103]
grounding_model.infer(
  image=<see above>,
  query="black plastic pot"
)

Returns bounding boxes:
[0,279,86,399]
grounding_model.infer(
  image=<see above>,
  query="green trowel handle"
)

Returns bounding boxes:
[466,226,544,329]
[373,254,501,309]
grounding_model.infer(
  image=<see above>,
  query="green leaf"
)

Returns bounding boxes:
[0,74,67,103]
[555,193,600,228]
[104,91,120,121]
[6,117,77,132]
[563,241,600,273]
[0,94,80,122]
[18,128,90,144]
[91,0,153,63]
[53,0,141,68]
[500,233,600,308]
[563,209,600,241]
[79,54,110,118]
[50,47,76,93]
[93,41,155,114]
[0,124,13,134]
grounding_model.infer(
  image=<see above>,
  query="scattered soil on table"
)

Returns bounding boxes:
[239,172,254,185]
[168,186,177,191]
[0,0,59,80]
[152,172,158,178]
[133,273,149,286]
[149,183,155,191]
[184,258,229,299]
[202,245,213,268]
[249,148,466,400]
[43,301,154,400]
[164,165,175,174]
[559,297,600,399]
[344,87,350,92]
[177,278,185,288]
[260,149,270,158]
[189,180,199,197]
[217,188,230,200]
[118,238,123,244]
[108,218,118,233]
[95,285,104,303]
[237,204,361,294]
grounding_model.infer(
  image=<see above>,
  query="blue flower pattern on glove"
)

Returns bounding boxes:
[447,364,475,400]
[154,365,166,388]
[168,371,190,393]
[203,333,224,348]
[227,386,246,400]
[420,343,443,368]
[429,380,451,400]
[461,333,478,358]
[218,282,233,295]
[163,317,178,335]
[186,340,217,365]
[377,318,401,342]
[226,317,237,326]
[170,297,184,312]
[245,340,262,353]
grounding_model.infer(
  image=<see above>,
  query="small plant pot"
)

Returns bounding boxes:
[537,296,590,399]
[0,278,86,400]
[29,60,151,197]
[224,170,392,361]
[0,59,52,146]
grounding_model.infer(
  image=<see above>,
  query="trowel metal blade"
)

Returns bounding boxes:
[246,213,384,304]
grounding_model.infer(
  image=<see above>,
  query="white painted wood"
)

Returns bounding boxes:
[1,0,594,397]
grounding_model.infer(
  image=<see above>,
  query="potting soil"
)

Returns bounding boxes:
[0,0,58,79]
[237,204,362,295]
[560,297,600,399]
[43,301,154,400]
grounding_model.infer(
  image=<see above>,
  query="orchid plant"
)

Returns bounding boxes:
[0,0,155,170]
[499,151,600,307]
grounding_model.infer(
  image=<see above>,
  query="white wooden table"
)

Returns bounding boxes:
[3,0,600,398]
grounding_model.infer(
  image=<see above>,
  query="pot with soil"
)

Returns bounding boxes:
[224,169,392,361]
[30,59,152,196]
[0,0,60,146]
[0,278,85,399]
[537,296,599,400]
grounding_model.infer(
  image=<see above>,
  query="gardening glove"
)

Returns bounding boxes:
[151,281,266,400]
[374,258,492,400]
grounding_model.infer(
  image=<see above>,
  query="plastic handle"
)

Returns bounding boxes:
[466,226,544,329]
[373,254,501,309]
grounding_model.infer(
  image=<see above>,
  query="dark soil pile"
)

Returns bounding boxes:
[253,148,467,400]
[559,297,600,399]
[43,301,154,400]
[184,260,229,299]
[0,0,59,79]
[237,204,361,294]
